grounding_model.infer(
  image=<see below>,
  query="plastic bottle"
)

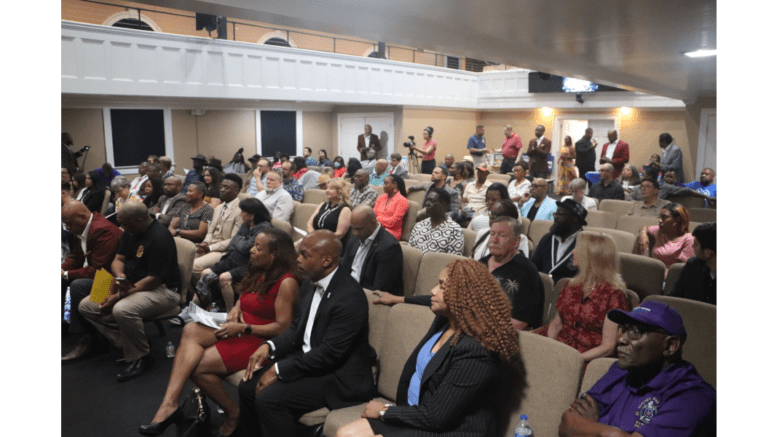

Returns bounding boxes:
[166,341,176,358]
[514,414,532,437]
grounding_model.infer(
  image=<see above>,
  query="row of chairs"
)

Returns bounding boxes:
[599,198,716,221]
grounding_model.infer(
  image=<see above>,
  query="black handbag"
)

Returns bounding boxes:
[178,387,211,437]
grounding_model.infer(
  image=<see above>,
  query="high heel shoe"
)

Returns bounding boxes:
[138,407,182,436]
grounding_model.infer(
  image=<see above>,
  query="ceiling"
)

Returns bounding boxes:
[129,0,716,103]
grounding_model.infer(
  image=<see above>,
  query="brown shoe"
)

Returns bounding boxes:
[62,337,93,362]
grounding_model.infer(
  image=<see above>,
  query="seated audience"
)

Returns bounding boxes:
[61,201,123,361]
[408,188,464,255]
[560,301,716,436]
[291,157,313,186]
[531,199,587,284]
[508,161,531,206]
[79,201,181,381]
[447,161,469,195]
[634,203,694,271]
[82,171,109,213]
[373,174,409,240]
[224,148,247,174]
[627,170,715,205]
[520,178,556,221]
[684,167,716,198]
[641,153,661,179]
[203,166,224,207]
[255,171,294,221]
[307,178,353,243]
[669,222,716,304]
[588,163,625,201]
[461,163,493,217]
[350,169,379,208]
[337,259,525,437]
[341,205,404,296]
[93,162,121,186]
[151,175,186,227]
[303,147,317,167]
[140,175,164,209]
[369,159,389,186]
[72,172,88,202]
[332,155,347,178]
[140,228,299,437]
[616,164,641,196]
[199,198,274,311]
[535,231,629,362]
[238,230,375,436]
[280,161,304,201]
[111,176,142,212]
[470,183,511,232]
[168,182,214,244]
[346,157,363,182]
[183,154,206,192]
[626,178,670,218]
[561,178,597,211]
[159,156,175,180]
[387,153,407,178]
[471,199,529,260]
[361,148,377,173]
[318,149,333,167]
[129,162,149,196]
[440,153,455,171]
[246,158,270,197]
[407,166,460,220]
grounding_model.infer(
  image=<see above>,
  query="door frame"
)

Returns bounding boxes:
[337,112,395,159]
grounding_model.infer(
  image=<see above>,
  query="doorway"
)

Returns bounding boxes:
[553,115,618,184]
[337,113,394,161]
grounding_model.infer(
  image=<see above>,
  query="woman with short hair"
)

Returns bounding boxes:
[508,161,531,206]
[561,178,598,211]
[110,176,141,212]
[168,182,214,244]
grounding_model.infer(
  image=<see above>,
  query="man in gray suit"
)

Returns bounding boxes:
[388,153,408,179]
[151,175,186,227]
[655,133,684,184]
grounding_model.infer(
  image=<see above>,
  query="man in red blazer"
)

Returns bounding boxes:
[357,124,381,160]
[527,125,552,178]
[600,129,630,179]
[61,200,123,361]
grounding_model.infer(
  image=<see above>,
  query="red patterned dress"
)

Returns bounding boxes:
[535,282,628,354]
[215,272,294,373]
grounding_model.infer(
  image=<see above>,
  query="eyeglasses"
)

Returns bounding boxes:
[618,324,669,340]
[530,184,546,189]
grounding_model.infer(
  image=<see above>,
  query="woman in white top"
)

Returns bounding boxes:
[507,161,531,208]
[561,178,598,211]
[469,183,514,232]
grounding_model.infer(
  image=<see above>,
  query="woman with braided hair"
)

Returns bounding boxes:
[337,259,526,437]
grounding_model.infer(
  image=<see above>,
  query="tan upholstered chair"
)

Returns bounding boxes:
[642,295,716,388]
[591,197,600,208]
[302,188,327,204]
[513,331,584,437]
[663,262,686,294]
[539,272,555,325]
[598,199,636,217]
[688,221,701,233]
[548,277,571,322]
[582,227,637,254]
[413,252,468,296]
[405,190,426,212]
[400,244,423,297]
[271,219,293,238]
[583,210,618,229]
[688,208,716,223]
[527,219,553,245]
[99,189,111,216]
[519,217,531,236]
[400,200,419,242]
[615,215,658,237]
[579,357,617,395]
[236,192,250,202]
[374,185,385,196]
[412,173,432,183]
[487,173,511,185]
[462,228,477,258]
[289,203,318,241]
[144,237,196,336]
[619,253,666,301]
[670,195,707,209]
[403,179,420,187]
[624,289,640,310]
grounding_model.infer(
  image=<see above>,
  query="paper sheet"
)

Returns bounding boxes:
[89,268,114,303]
[187,302,228,330]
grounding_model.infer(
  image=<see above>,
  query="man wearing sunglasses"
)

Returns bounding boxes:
[560,301,716,436]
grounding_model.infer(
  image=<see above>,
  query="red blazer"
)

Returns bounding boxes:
[61,212,123,281]
[357,134,381,153]
[527,137,552,173]
[601,140,630,178]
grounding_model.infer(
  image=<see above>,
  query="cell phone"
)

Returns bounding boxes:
[115,277,129,284]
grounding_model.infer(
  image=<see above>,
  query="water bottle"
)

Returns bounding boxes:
[166,341,176,358]
[514,414,532,437]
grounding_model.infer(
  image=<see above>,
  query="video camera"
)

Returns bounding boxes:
[402,136,415,148]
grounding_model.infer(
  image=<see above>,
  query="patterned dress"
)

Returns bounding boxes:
[557,145,577,195]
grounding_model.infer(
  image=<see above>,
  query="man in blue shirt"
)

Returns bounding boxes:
[467,125,487,165]
[560,301,715,437]
[683,168,716,198]
[183,154,206,192]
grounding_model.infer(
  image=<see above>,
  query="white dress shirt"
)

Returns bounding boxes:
[350,225,381,282]
[256,187,294,221]
[605,140,618,160]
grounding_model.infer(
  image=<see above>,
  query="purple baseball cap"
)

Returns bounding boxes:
[607,301,687,340]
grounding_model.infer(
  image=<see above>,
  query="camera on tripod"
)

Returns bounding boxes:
[402,136,416,149]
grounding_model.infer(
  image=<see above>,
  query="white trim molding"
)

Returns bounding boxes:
[257,30,298,48]
[102,10,163,33]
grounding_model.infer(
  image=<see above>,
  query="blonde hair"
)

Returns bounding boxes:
[326,178,351,208]
[569,231,626,291]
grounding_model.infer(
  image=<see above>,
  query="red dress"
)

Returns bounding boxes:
[215,272,294,373]
[535,282,628,354]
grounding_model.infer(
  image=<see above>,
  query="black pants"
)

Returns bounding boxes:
[421,159,436,174]
[500,158,516,174]
[67,278,97,337]
[238,364,328,437]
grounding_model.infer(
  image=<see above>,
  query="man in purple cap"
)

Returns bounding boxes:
[560,301,716,437]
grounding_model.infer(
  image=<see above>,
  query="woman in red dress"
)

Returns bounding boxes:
[534,231,629,363]
[140,228,299,437]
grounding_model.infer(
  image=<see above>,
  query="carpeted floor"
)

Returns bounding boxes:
[61,320,237,437]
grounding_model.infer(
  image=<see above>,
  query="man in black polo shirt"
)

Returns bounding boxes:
[669,222,716,304]
[588,163,624,201]
[79,201,181,381]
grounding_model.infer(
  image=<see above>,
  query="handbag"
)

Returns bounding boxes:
[178,387,211,437]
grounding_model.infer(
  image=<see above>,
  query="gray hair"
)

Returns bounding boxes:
[110,176,130,191]
[355,169,371,178]
[491,216,522,237]
[569,178,587,192]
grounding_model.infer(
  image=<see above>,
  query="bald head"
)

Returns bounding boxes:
[375,159,388,175]
[607,129,618,143]
[297,230,342,281]
[62,201,92,235]
[350,205,378,242]
[305,230,342,259]
[117,200,152,233]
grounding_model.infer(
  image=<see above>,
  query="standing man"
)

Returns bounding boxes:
[357,124,381,160]
[526,125,552,179]
[600,130,630,179]
[466,124,487,166]
[151,175,187,227]
[183,154,207,192]
[493,124,523,175]
[238,230,376,436]
[575,128,597,186]
[655,133,684,183]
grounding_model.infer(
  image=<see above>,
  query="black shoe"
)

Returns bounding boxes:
[61,337,93,362]
[138,407,182,436]
[117,355,153,382]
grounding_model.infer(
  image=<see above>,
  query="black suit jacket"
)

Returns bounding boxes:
[382,315,500,436]
[530,232,579,284]
[340,227,404,296]
[272,266,376,409]
[575,137,597,173]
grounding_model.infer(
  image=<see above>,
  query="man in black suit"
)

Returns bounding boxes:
[238,230,376,436]
[575,128,598,187]
[341,205,404,296]
[357,124,381,160]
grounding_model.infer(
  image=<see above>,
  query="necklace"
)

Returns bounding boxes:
[317,202,340,229]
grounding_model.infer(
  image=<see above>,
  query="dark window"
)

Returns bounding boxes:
[111,18,154,32]
[110,109,166,167]
[446,56,460,69]
[464,58,491,73]
[264,37,292,47]
[260,111,296,156]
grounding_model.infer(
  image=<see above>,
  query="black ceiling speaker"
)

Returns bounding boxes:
[538,72,552,80]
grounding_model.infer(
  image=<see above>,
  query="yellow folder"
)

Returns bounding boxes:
[90,268,114,304]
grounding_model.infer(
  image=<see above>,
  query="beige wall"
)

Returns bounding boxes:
[302,111,333,157]
[61,108,106,173]
[171,110,197,175]
[402,108,480,164]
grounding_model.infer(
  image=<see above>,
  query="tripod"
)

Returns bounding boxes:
[406,150,420,175]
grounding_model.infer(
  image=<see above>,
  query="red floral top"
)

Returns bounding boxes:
[554,282,628,354]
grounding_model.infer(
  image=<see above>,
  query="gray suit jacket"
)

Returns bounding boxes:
[152,192,187,227]
[660,143,684,184]
[389,164,408,179]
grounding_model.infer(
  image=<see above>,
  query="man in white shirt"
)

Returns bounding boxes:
[255,171,293,221]
[246,157,270,197]
[462,163,493,216]
[128,162,149,196]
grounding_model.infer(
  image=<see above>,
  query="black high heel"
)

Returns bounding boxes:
[138,407,183,436]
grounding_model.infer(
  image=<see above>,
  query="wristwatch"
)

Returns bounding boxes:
[244,324,252,335]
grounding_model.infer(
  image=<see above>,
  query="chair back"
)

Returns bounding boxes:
[302,188,327,204]
[579,358,617,395]
[399,243,423,297]
[538,272,556,325]
[598,199,635,217]
[400,200,419,242]
[583,210,618,229]
[527,219,553,245]
[403,179,420,187]
[688,208,716,223]
[100,189,111,216]
[271,219,293,238]
[582,227,637,254]
[514,331,584,437]
[663,262,685,294]
[174,237,197,306]
[619,253,666,301]
[412,173,432,183]
[642,295,717,388]
[670,195,707,209]
[414,252,468,296]
[290,203,318,241]
[616,215,659,237]
[237,192,251,202]
[363,289,392,358]
[548,277,571,322]
[688,221,701,233]
[487,174,511,185]
[373,185,385,196]
[624,288,640,310]
[462,229,478,258]
[519,217,531,236]
[406,190,426,209]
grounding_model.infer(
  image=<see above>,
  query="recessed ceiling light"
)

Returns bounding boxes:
[684,49,717,58]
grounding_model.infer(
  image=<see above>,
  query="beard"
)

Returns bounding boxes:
[550,221,570,236]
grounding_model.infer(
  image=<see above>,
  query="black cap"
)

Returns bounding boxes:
[555,198,588,226]
[247,154,261,162]
[207,158,223,171]
[191,154,207,162]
